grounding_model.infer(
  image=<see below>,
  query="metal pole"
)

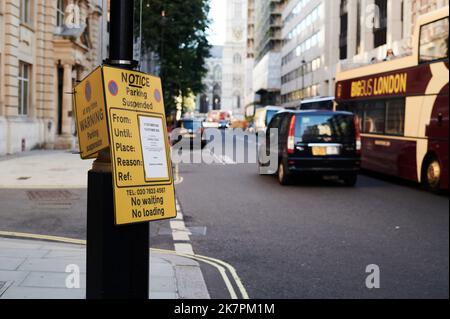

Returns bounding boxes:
[87,0,149,299]
[106,0,137,68]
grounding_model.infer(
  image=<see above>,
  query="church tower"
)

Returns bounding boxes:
[221,0,247,118]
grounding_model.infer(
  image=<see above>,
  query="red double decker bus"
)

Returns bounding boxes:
[335,7,448,192]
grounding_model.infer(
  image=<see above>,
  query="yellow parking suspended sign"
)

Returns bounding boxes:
[74,66,176,225]
[74,67,109,159]
[103,66,176,225]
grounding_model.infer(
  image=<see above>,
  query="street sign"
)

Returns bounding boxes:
[74,65,176,225]
[74,67,109,159]
[102,66,176,225]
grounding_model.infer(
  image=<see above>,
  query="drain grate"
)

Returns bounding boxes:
[17,176,31,180]
[27,190,80,201]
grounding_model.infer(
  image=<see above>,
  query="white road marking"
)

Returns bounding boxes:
[175,212,184,220]
[193,253,250,299]
[170,220,192,242]
[170,200,194,250]
[220,155,237,165]
[172,232,190,241]
[208,150,237,165]
[169,198,249,299]
[174,243,195,255]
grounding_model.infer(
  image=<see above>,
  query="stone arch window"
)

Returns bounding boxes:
[232,92,241,109]
[213,84,221,110]
[213,83,221,95]
[200,94,209,113]
[213,65,222,81]
[233,53,242,64]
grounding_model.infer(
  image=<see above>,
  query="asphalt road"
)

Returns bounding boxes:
[0,188,87,240]
[167,131,449,299]
[0,134,448,299]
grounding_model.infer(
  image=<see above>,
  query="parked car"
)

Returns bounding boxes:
[258,110,361,186]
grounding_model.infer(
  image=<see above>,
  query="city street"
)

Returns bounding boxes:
[0,133,449,298]
[0,133,448,299]
[154,131,450,299]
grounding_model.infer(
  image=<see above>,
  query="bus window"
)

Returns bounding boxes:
[419,17,449,63]
[385,99,405,136]
[364,101,385,134]
[336,102,364,131]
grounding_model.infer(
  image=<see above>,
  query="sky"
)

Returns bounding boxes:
[208,0,227,46]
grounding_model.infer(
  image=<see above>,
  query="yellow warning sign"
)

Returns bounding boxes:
[102,66,176,225]
[73,65,176,225]
[73,67,109,159]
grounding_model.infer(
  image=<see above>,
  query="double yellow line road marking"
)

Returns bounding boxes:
[0,230,249,300]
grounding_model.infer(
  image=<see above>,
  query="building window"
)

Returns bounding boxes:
[339,0,348,60]
[213,65,222,81]
[233,53,242,64]
[373,0,387,48]
[57,0,65,27]
[419,17,449,63]
[233,93,241,109]
[400,0,404,39]
[281,57,321,85]
[285,4,323,43]
[18,62,31,116]
[282,30,322,65]
[20,0,32,24]
[356,0,362,54]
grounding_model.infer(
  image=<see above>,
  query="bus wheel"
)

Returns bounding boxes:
[423,157,442,192]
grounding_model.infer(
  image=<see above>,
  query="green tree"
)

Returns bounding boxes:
[138,0,211,114]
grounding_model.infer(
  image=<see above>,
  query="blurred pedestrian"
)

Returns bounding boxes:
[384,49,395,61]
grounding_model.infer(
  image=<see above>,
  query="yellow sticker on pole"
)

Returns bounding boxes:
[73,67,109,159]
[102,66,176,225]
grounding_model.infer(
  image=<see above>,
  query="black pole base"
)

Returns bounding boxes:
[86,169,149,299]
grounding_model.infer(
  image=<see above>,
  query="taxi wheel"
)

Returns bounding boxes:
[342,173,358,187]
[278,161,292,185]
[423,157,442,193]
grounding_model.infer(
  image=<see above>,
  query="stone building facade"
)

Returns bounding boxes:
[222,0,248,118]
[196,45,223,114]
[0,0,107,155]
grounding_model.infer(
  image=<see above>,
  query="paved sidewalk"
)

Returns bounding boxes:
[0,150,93,189]
[0,237,210,299]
